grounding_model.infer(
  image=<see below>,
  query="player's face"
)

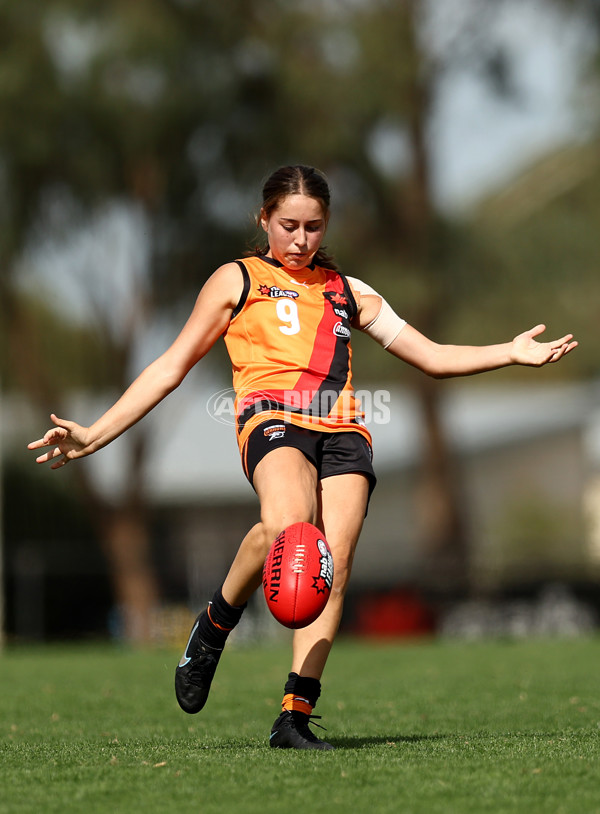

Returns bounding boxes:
[261,194,327,271]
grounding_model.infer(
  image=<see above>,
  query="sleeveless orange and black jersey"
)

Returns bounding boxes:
[223,255,371,453]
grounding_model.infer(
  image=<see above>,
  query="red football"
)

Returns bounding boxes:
[262,522,334,629]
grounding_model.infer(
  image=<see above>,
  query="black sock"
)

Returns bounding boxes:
[283,671,322,711]
[197,586,246,650]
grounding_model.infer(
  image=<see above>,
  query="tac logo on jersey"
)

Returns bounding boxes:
[333,321,351,339]
[323,290,349,319]
[258,284,299,299]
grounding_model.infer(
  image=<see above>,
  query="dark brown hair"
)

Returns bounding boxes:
[253,165,338,270]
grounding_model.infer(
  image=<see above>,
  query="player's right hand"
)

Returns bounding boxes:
[27,413,90,469]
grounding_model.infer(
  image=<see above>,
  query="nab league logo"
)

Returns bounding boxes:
[258,284,299,299]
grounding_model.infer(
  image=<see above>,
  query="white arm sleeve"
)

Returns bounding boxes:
[346,276,407,349]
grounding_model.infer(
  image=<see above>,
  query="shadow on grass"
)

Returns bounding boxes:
[183,733,447,752]
[330,734,446,749]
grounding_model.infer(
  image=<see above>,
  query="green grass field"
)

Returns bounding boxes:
[1,636,599,814]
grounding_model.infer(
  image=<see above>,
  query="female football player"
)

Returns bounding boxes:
[28,165,577,750]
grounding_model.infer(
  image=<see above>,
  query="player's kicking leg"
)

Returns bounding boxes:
[270,472,369,750]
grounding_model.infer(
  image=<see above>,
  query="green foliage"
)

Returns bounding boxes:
[0,290,116,392]
[468,144,600,377]
[1,638,599,813]
[1,1,599,624]
[0,0,279,275]
[1,0,597,387]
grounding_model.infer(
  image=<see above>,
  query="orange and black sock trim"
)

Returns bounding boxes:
[197,585,246,649]
[281,672,321,715]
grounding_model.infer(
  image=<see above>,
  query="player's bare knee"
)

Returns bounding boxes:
[246,522,273,562]
[330,553,353,595]
[260,511,316,550]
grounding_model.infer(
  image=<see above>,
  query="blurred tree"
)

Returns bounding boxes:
[1,0,598,637]
[0,0,285,640]
[469,140,600,378]
[254,0,600,591]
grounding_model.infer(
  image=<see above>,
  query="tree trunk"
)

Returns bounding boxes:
[75,432,161,644]
[5,286,161,642]
[404,5,470,595]
[100,504,160,643]
[413,375,469,595]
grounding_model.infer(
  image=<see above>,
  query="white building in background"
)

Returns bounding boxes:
[4,377,600,641]
[22,379,600,584]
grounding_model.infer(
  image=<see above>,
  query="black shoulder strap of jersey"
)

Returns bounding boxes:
[231,260,251,319]
[339,272,358,320]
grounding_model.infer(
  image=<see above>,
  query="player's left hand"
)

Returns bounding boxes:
[510,324,578,367]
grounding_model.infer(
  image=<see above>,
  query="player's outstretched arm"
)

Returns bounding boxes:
[385,322,577,378]
[27,263,243,469]
[351,277,577,377]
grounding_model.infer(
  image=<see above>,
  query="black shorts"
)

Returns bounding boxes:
[242,419,377,498]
